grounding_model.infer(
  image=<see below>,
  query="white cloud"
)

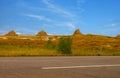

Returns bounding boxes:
[24,14,52,22]
[76,0,85,13]
[57,22,75,30]
[64,22,75,29]
[42,0,75,17]
[26,14,42,19]
[100,23,120,36]
[103,23,117,28]
[42,21,75,30]
[16,32,22,35]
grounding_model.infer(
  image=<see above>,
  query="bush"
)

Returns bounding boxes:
[46,39,56,49]
[58,37,72,54]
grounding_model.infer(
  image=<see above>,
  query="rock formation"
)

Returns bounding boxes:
[73,29,83,36]
[36,30,48,36]
[5,30,18,36]
[116,34,120,38]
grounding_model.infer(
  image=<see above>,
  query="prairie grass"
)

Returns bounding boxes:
[72,48,120,56]
[0,45,58,56]
[0,45,120,56]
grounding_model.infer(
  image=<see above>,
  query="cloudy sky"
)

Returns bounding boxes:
[0,0,120,36]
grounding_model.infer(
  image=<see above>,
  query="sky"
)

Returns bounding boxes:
[0,0,120,36]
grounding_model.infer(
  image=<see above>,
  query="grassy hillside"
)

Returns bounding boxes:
[0,29,120,56]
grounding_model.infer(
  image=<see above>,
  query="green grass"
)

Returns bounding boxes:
[0,45,120,56]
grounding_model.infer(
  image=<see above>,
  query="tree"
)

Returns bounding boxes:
[58,37,72,54]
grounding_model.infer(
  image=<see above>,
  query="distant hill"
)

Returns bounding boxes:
[5,30,18,36]
[116,34,120,38]
[73,29,83,36]
[36,30,48,36]
[0,29,120,51]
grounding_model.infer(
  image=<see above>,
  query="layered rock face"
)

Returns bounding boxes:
[5,30,18,36]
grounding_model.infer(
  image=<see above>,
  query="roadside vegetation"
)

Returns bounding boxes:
[0,29,120,56]
[57,37,72,55]
[0,45,120,56]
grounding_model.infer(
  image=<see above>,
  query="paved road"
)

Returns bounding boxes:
[0,56,120,78]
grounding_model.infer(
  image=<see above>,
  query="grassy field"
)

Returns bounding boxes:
[0,45,120,56]
[72,48,120,56]
[0,45,58,56]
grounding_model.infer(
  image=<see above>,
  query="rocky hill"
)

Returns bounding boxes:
[36,30,48,36]
[73,29,83,36]
[5,30,18,36]
[0,29,120,51]
[116,34,120,38]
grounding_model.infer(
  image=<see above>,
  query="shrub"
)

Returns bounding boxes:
[58,37,72,54]
[46,39,56,49]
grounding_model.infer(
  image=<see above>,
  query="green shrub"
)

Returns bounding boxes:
[46,39,56,49]
[58,37,72,54]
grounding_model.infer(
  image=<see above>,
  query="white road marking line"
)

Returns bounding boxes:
[42,64,120,69]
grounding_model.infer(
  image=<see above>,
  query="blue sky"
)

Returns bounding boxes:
[0,0,120,36]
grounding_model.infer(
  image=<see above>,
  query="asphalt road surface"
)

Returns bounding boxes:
[0,56,120,78]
